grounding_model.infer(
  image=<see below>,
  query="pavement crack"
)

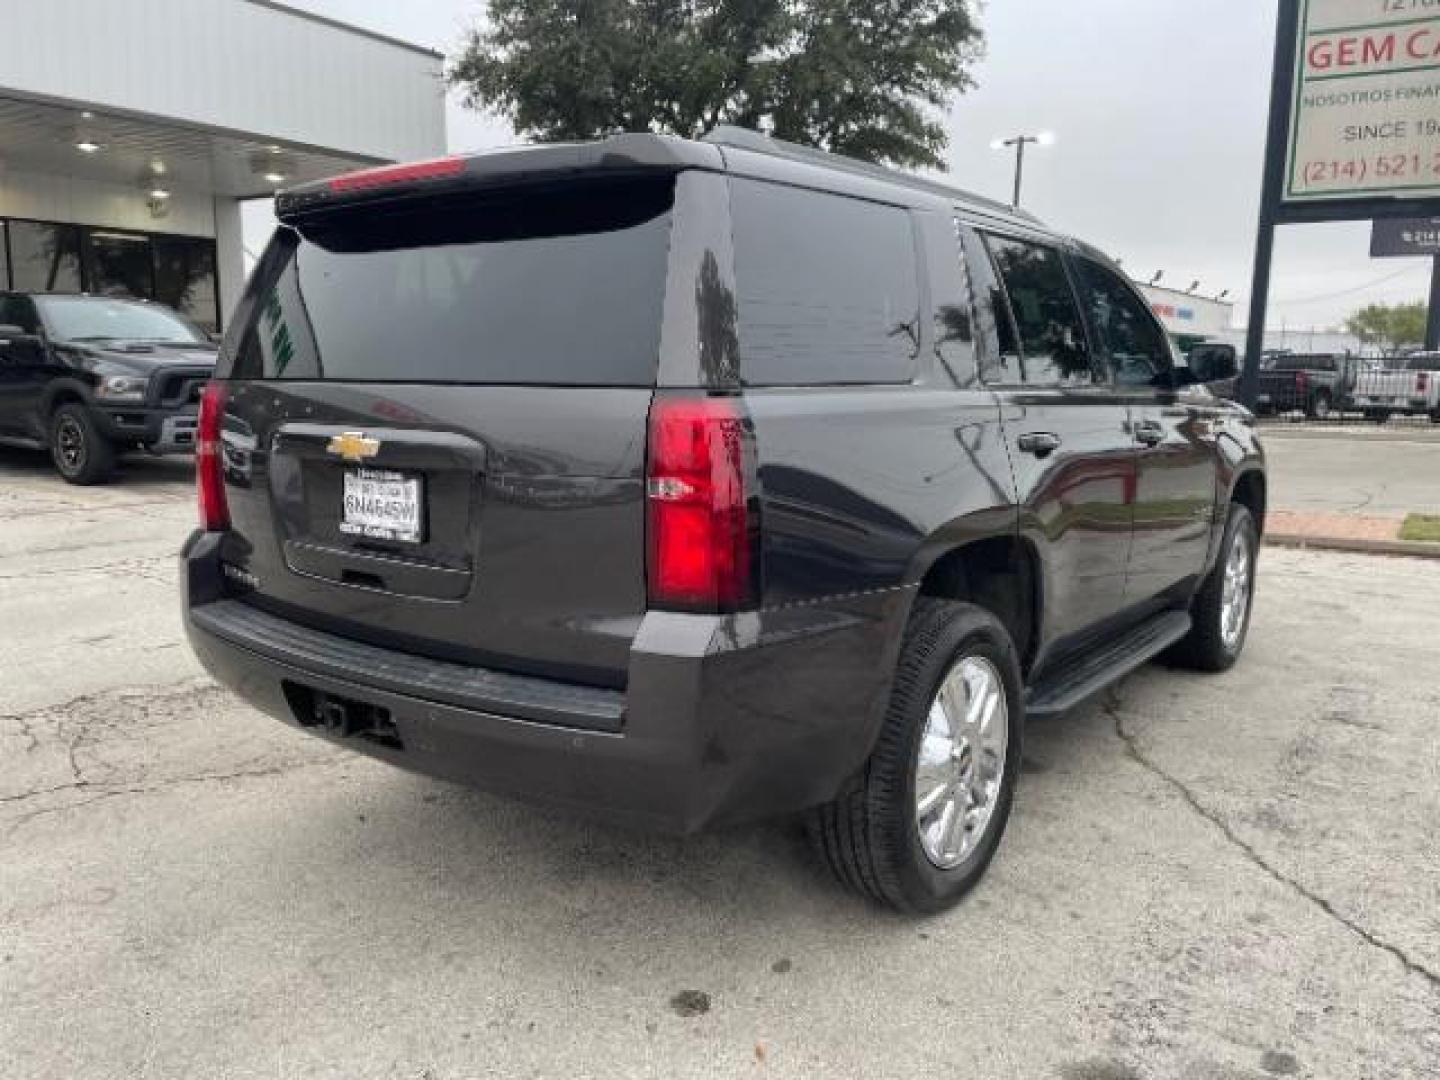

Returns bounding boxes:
[1102,686,1440,994]
[1,761,331,836]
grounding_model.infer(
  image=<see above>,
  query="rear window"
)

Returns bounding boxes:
[731,179,920,385]
[231,178,674,385]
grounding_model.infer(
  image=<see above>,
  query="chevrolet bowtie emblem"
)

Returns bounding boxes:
[326,431,380,463]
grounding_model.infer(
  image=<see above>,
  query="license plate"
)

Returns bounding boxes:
[340,468,423,543]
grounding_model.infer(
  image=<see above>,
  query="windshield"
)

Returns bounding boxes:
[36,296,205,344]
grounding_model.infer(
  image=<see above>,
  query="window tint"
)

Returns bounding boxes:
[983,235,1095,386]
[9,221,82,293]
[232,178,674,384]
[732,180,920,385]
[1073,257,1173,387]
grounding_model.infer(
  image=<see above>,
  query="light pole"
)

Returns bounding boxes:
[990,131,1054,208]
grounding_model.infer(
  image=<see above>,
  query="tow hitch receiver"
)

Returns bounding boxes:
[284,683,403,749]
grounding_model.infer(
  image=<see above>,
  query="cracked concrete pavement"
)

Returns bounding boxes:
[1,446,1438,1079]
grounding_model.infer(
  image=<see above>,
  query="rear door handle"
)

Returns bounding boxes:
[1016,431,1062,457]
[1133,420,1165,447]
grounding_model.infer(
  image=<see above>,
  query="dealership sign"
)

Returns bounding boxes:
[1286,0,1440,201]
[1369,215,1440,254]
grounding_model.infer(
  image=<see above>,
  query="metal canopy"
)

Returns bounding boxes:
[0,91,380,201]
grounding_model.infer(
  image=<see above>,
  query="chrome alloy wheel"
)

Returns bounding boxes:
[55,416,86,473]
[914,655,1009,870]
[1220,528,1253,651]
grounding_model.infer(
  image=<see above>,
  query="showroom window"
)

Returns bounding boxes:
[0,218,219,332]
[8,220,84,294]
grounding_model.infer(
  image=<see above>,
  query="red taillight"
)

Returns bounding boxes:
[1295,370,1309,392]
[196,382,229,532]
[327,156,465,193]
[1419,372,1429,393]
[646,395,753,611]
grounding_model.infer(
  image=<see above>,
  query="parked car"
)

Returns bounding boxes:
[182,130,1266,912]
[1348,352,1440,422]
[1254,352,1354,419]
[0,293,216,483]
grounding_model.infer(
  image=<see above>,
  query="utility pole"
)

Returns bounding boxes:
[990,132,1054,209]
[1427,255,1440,350]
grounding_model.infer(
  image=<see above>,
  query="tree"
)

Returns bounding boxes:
[449,0,985,170]
[1344,300,1428,350]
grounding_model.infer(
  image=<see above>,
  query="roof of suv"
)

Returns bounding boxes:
[276,129,1052,236]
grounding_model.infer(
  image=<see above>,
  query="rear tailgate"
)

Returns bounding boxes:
[213,174,677,687]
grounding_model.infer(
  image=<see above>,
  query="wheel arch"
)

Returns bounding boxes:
[1229,468,1267,535]
[908,532,1041,677]
[40,378,96,419]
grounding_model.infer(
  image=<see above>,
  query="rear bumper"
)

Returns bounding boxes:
[181,531,910,832]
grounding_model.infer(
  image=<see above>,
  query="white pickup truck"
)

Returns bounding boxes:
[1349,354,1440,422]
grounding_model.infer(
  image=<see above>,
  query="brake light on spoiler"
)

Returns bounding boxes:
[327,156,466,193]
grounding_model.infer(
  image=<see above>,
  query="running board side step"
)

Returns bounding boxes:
[1025,611,1192,720]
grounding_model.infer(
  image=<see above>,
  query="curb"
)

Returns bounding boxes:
[1264,533,1440,560]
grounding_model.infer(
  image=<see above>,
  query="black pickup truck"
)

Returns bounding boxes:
[0,293,216,483]
[1253,351,1354,419]
[182,130,1266,912]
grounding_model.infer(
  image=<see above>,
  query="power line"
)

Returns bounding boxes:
[1272,262,1429,306]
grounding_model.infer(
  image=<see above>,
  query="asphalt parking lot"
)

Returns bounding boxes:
[2,444,1437,1080]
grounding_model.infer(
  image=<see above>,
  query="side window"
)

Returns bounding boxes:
[731,179,920,385]
[983,235,1096,387]
[0,295,40,333]
[1074,257,1173,388]
[957,225,1020,384]
[922,217,979,388]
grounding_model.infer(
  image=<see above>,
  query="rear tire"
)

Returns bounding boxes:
[809,599,1024,913]
[1365,410,1390,425]
[50,403,116,485]
[1167,504,1258,672]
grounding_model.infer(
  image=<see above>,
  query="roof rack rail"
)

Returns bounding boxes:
[701,125,1040,223]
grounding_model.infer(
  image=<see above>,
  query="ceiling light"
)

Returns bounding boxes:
[264,171,286,185]
[149,188,170,200]
[80,111,94,120]
[150,160,167,176]
[267,144,283,154]
[76,140,103,153]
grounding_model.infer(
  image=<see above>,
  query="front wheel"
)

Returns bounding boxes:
[1167,504,1258,672]
[50,403,116,485]
[809,600,1024,913]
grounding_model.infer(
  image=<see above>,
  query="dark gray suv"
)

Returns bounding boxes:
[182,129,1265,912]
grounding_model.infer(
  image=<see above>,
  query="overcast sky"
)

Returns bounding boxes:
[258,0,1437,330]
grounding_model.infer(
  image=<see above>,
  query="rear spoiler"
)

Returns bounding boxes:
[276,134,722,223]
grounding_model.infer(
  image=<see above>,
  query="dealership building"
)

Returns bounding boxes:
[0,0,445,332]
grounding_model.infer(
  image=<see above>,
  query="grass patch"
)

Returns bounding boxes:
[1399,514,1440,543]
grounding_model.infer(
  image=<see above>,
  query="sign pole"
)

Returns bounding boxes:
[1241,0,1300,408]
[1428,256,1440,351]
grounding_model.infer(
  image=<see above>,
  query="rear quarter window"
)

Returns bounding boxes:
[730,179,921,385]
